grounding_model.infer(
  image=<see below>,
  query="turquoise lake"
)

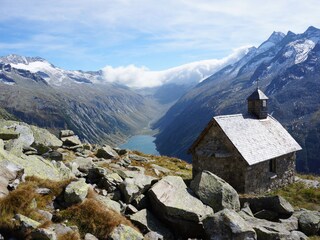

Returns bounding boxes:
[119,135,160,155]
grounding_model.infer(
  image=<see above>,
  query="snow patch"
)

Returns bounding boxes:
[289,39,316,64]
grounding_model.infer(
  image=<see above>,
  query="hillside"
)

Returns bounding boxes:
[0,57,158,146]
[0,120,319,239]
[154,26,320,174]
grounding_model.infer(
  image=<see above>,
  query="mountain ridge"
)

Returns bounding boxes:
[154,26,320,174]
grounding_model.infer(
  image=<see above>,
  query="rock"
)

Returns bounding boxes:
[72,157,95,173]
[64,179,89,204]
[0,128,19,140]
[132,194,149,210]
[87,167,108,184]
[289,231,308,240]
[246,217,292,239]
[108,224,143,240]
[38,209,53,222]
[128,154,149,162]
[240,195,294,219]
[125,204,138,215]
[59,130,75,138]
[30,125,62,153]
[148,176,214,238]
[120,174,156,204]
[23,146,38,155]
[254,209,279,221]
[0,160,24,197]
[203,209,256,240]
[298,211,320,236]
[150,164,170,174]
[190,170,240,212]
[61,135,82,147]
[85,233,98,240]
[114,148,128,155]
[0,145,72,181]
[129,209,174,239]
[99,172,123,192]
[279,216,299,231]
[52,223,75,237]
[15,214,41,229]
[96,145,119,159]
[95,195,122,213]
[238,202,254,220]
[43,151,63,161]
[36,188,52,195]
[143,231,164,240]
[31,228,57,240]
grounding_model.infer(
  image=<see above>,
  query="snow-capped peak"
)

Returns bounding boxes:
[257,31,285,54]
[0,54,48,65]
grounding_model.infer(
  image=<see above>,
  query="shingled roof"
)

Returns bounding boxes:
[247,88,269,100]
[190,114,302,165]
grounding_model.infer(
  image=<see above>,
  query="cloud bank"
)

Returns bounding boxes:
[1,0,320,70]
[101,46,250,88]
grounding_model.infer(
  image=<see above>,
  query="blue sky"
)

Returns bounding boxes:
[1,0,320,71]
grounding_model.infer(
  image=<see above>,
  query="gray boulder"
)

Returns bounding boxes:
[95,195,122,213]
[108,224,143,240]
[129,209,174,239]
[96,145,119,159]
[0,160,24,197]
[246,217,292,239]
[72,157,95,173]
[298,211,320,236]
[289,231,308,240]
[143,231,164,240]
[240,195,294,219]
[190,170,240,212]
[0,128,19,140]
[30,125,62,153]
[59,130,75,138]
[31,228,57,240]
[204,209,256,240]
[148,176,214,238]
[119,174,156,204]
[85,233,98,240]
[99,172,123,192]
[15,214,41,229]
[64,178,89,204]
[61,135,82,146]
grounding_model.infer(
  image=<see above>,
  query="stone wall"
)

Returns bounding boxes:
[192,122,247,192]
[244,153,295,193]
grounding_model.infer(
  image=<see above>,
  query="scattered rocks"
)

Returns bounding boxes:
[64,178,89,204]
[298,211,320,236]
[204,209,257,240]
[190,170,240,212]
[15,214,41,229]
[95,195,122,213]
[108,224,144,240]
[129,209,174,239]
[240,195,294,219]
[119,174,156,204]
[96,145,119,159]
[31,228,57,240]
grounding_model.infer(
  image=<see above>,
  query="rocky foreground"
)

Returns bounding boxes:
[0,120,319,240]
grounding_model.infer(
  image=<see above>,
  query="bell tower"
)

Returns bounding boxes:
[247,88,269,119]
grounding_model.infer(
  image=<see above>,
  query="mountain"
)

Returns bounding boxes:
[0,55,158,145]
[154,26,320,174]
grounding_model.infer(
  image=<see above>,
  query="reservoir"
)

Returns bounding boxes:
[119,135,160,155]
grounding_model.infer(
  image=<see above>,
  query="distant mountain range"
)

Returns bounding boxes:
[154,26,320,174]
[0,55,158,145]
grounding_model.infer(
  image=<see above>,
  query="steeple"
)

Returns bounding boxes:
[247,88,269,119]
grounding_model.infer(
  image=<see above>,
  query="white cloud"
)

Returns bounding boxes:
[101,46,250,88]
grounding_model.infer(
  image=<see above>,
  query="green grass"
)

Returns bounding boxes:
[271,175,320,211]
[131,151,192,179]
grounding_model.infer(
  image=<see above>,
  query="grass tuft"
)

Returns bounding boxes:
[57,231,81,240]
[59,198,135,239]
